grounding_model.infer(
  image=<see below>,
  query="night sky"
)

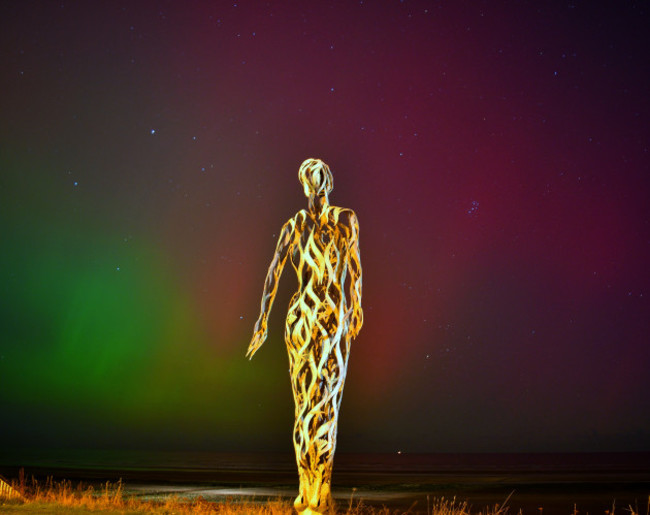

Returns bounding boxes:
[1,2,649,455]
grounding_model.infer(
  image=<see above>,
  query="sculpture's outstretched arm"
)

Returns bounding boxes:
[247,219,293,359]
[347,211,363,339]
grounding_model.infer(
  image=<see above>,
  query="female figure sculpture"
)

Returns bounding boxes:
[247,158,363,514]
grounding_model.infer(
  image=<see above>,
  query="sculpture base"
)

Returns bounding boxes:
[295,502,336,515]
[298,508,332,515]
[294,483,335,514]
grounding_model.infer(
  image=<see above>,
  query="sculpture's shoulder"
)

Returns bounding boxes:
[283,209,305,227]
[292,209,309,228]
[277,211,306,246]
[328,206,359,228]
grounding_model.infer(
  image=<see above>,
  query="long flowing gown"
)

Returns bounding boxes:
[283,205,362,512]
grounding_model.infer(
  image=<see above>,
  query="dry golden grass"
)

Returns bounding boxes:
[0,477,495,515]
[1,472,292,514]
[1,471,648,515]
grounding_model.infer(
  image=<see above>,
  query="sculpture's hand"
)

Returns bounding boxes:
[246,318,267,360]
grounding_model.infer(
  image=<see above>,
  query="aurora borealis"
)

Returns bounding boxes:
[1,2,649,455]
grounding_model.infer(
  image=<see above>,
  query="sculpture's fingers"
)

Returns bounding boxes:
[246,335,262,359]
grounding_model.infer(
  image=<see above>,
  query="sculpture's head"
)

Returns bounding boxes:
[298,158,333,198]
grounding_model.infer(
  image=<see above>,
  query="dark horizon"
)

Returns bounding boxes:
[2,447,650,473]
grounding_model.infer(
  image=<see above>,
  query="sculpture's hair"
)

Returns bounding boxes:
[298,158,333,197]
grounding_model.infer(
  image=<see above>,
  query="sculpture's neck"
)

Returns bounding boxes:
[308,194,329,217]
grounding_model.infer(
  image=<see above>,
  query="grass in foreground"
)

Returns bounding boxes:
[0,476,494,515]
[3,475,292,514]
[3,472,293,514]
[1,473,648,515]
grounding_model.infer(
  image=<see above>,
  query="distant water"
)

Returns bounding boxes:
[0,448,648,474]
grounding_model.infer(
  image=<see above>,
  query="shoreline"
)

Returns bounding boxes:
[1,452,648,513]
[1,466,648,514]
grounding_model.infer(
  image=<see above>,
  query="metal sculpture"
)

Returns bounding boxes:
[248,158,363,514]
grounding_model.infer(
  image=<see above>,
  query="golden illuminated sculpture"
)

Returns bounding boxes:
[248,158,363,514]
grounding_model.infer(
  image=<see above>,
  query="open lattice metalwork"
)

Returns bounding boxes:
[248,158,363,514]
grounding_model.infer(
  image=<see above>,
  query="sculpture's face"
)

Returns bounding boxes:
[301,171,326,197]
[298,158,333,198]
